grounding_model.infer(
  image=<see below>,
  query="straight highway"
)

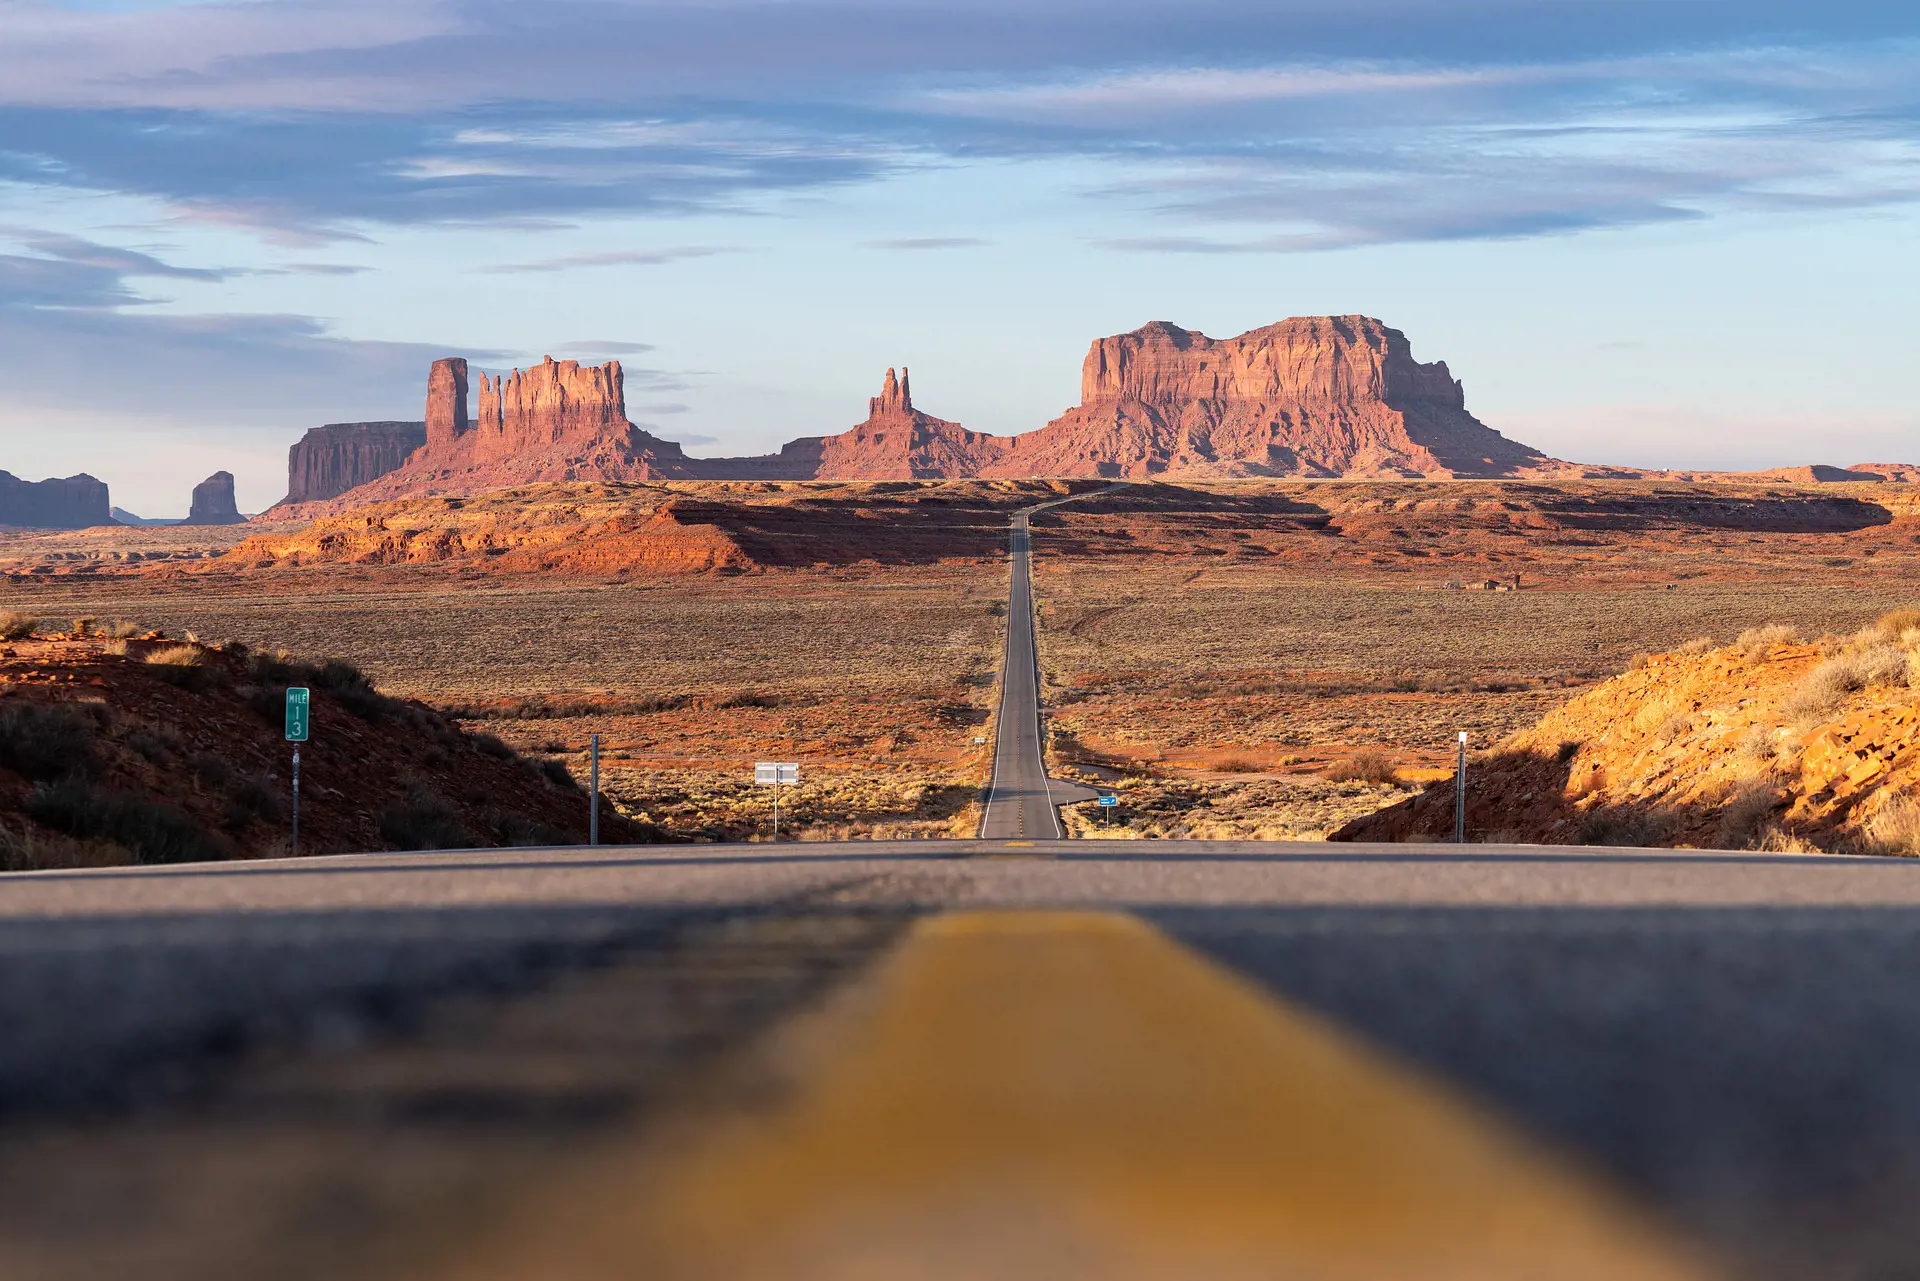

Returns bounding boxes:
[9,840,1920,1278]
[978,489,1107,839]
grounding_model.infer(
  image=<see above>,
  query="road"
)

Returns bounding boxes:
[978,490,1106,839]
[10,839,1920,1278]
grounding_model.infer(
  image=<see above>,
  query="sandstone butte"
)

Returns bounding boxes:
[302,318,1592,512]
[279,422,427,506]
[0,471,111,530]
[1335,613,1920,855]
[183,471,245,525]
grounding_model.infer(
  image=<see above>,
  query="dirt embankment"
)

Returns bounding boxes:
[0,617,643,870]
[1336,610,1920,853]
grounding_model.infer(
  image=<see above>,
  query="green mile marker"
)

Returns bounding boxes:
[286,688,310,855]
[285,687,311,743]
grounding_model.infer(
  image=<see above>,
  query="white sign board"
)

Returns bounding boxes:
[755,762,799,785]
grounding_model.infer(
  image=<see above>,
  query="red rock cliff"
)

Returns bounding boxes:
[185,471,245,525]
[984,316,1550,479]
[0,471,111,529]
[324,357,695,507]
[281,422,427,506]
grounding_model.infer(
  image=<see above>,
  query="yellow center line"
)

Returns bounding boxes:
[454,911,1717,1280]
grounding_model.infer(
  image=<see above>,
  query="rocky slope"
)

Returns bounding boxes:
[206,480,1073,577]
[280,421,427,506]
[0,472,111,530]
[1334,611,1920,854]
[184,471,245,525]
[0,622,644,869]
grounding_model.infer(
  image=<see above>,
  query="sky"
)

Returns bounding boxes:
[0,0,1916,515]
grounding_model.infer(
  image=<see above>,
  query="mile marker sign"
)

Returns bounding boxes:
[285,687,311,742]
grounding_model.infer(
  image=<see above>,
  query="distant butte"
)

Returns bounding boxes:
[280,317,1913,514]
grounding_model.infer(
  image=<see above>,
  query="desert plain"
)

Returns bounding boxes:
[7,475,1919,848]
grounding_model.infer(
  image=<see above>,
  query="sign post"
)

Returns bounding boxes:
[1098,794,1119,827]
[285,688,310,855]
[1454,731,1468,845]
[589,733,600,847]
[754,762,799,842]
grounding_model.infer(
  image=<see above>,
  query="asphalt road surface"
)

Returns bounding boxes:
[978,492,1102,839]
[10,840,1920,1279]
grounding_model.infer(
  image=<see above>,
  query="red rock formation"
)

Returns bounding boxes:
[184,471,245,525]
[0,471,111,529]
[280,422,428,506]
[978,317,1553,479]
[329,356,698,506]
[308,319,1565,506]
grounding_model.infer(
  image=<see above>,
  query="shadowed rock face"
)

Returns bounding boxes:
[283,423,427,505]
[0,471,111,529]
[185,472,245,525]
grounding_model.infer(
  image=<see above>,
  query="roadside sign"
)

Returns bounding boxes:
[285,687,310,742]
[755,762,798,785]
[1097,795,1119,807]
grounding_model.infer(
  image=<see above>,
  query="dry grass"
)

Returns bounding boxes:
[1213,755,1263,774]
[144,644,206,667]
[1737,623,1800,658]
[1322,750,1400,785]
[0,611,38,641]
[1868,795,1920,857]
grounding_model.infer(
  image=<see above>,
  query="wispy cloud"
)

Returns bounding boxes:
[554,339,656,355]
[864,236,990,250]
[477,246,738,275]
[0,3,1915,251]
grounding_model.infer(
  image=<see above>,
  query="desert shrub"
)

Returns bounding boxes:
[1322,750,1399,785]
[1675,636,1716,656]
[1580,808,1674,848]
[486,809,569,847]
[1867,795,1920,858]
[1753,826,1820,854]
[0,612,39,641]
[378,786,474,851]
[1736,623,1799,659]
[472,731,515,760]
[1735,724,1777,762]
[540,758,580,790]
[1862,609,1920,644]
[1626,652,1653,672]
[224,773,286,826]
[68,616,96,637]
[102,638,131,657]
[1719,781,1783,849]
[1857,642,1910,687]
[0,702,98,780]
[144,644,221,691]
[25,779,229,864]
[101,619,141,639]
[1774,656,1866,725]
[0,819,127,872]
[248,650,297,684]
[1214,756,1262,774]
[189,751,235,791]
[1653,711,1694,744]
[124,724,181,763]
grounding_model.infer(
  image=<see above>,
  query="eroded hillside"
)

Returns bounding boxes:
[0,616,638,869]
[1336,610,1920,853]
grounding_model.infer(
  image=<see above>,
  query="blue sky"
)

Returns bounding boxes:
[1,0,1916,514]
